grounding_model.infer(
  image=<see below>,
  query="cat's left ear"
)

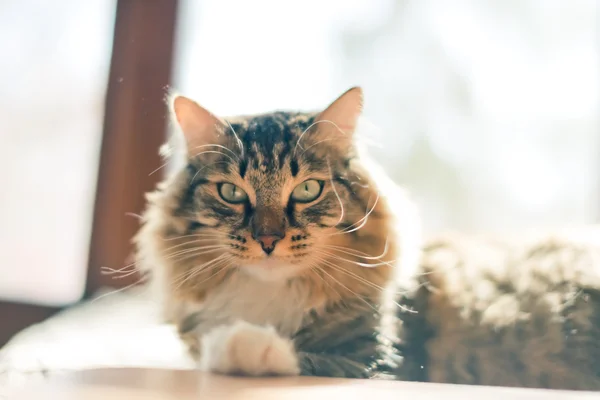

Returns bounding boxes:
[167,91,229,159]
[312,87,363,149]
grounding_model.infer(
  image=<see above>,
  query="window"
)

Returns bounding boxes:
[173,0,599,234]
[0,1,116,306]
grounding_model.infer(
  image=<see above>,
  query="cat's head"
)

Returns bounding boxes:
[137,88,397,302]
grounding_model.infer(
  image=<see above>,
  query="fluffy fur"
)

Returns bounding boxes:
[135,87,418,378]
[397,229,600,390]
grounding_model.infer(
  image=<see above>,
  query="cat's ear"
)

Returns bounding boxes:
[168,93,228,158]
[313,87,363,151]
[315,86,363,136]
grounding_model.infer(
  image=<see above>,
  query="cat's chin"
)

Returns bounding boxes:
[240,258,303,282]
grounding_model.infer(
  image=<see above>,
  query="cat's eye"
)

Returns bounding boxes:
[291,180,323,203]
[218,183,248,204]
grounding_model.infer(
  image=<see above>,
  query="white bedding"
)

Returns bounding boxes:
[0,286,195,389]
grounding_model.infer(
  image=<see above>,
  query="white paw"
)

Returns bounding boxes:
[200,321,300,376]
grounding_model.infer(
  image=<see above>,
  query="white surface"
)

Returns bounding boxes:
[0,287,195,389]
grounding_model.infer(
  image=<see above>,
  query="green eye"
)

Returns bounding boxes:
[218,183,248,204]
[291,179,323,203]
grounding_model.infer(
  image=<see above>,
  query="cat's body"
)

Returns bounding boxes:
[135,88,600,389]
[397,230,600,390]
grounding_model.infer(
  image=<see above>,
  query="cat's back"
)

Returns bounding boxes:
[397,227,600,390]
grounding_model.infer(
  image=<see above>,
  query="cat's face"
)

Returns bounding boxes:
[141,87,393,292]
[179,110,369,280]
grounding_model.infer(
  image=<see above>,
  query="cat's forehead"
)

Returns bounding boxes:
[227,112,315,176]
[229,112,314,144]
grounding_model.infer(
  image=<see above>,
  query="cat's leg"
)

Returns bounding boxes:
[200,320,300,376]
[199,321,376,378]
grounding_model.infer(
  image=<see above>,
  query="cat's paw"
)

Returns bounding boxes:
[200,321,300,376]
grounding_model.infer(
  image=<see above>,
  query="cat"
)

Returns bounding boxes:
[134,87,421,378]
[134,87,600,390]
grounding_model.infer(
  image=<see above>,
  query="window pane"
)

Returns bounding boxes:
[173,0,599,234]
[0,1,116,306]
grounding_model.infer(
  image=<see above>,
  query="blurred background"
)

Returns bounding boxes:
[0,0,598,345]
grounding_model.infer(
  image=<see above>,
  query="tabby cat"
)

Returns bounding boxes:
[135,87,600,390]
[135,87,419,377]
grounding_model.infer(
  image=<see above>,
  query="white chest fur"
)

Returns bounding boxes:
[198,271,312,337]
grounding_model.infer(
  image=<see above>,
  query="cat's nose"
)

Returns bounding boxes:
[256,234,283,255]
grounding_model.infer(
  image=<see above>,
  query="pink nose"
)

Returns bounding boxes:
[256,235,282,255]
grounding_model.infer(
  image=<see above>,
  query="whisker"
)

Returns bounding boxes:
[316,257,416,313]
[154,238,221,254]
[188,144,240,162]
[125,212,143,220]
[108,269,139,279]
[90,274,148,303]
[101,264,137,275]
[149,159,170,176]
[101,240,227,281]
[171,253,228,286]
[314,264,382,314]
[328,191,380,237]
[309,265,347,305]
[190,160,231,184]
[321,238,389,260]
[169,246,228,262]
[293,119,348,156]
[224,120,244,157]
[300,137,336,156]
[161,233,227,241]
[189,150,237,165]
[315,249,396,268]
[177,261,232,290]
[173,255,232,289]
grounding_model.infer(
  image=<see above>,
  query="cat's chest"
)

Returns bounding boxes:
[198,273,311,336]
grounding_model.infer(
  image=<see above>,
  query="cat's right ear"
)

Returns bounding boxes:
[167,92,227,158]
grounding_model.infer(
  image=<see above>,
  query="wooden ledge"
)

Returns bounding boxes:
[7,368,598,399]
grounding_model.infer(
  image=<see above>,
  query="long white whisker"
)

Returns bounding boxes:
[314,264,381,314]
[189,150,237,164]
[317,257,416,312]
[329,191,380,236]
[224,120,244,157]
[188,144,240,162]
[315,249,396,268]
[190,160,231,184]
[293,119,348,156]
[149,159,171,176]
[171,254,229,285]
[173,255,232,288]
[162,233,227,241]
[91,275,148,303]
[300,137,335,156]
[321,238,389,260]
[170,246,228,262]
[310,265,346,304]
